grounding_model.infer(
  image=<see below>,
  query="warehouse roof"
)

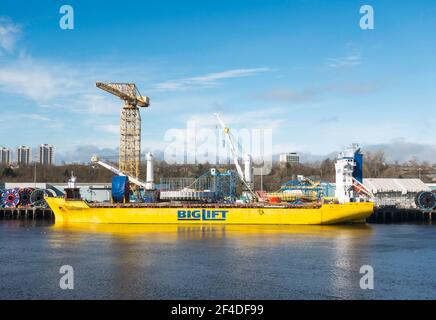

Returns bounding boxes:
[363,178,430,194]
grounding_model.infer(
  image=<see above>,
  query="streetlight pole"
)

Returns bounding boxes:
[33,162,36,187]
[260,168,263,194]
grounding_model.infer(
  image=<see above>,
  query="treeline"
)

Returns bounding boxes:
[0,164,114,184]
[362,150,435,181]
[1,151,434,191]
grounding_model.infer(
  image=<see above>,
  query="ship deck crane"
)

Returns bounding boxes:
[214,113,258,201]
[91,156,148,190]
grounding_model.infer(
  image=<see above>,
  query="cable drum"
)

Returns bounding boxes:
[415,191,436,210]
[2,188,20,207]
[19,188,34,206]
[0,189,4,207]
[30,189,54,208]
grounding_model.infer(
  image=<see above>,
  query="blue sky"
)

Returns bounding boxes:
[0,0,436,163]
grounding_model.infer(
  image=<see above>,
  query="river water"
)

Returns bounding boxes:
[0,220,435,299]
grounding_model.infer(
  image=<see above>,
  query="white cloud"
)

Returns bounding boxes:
[141,139,169,152]
[0,18,120,112]
[74,94,121,115]
[186,107,286,130]
[259,87,318,102]
[97,124,119,134]
[68,137,119,151]
[327,54,361,68]
[19,114,51,121]
[0,17,21,53]
[154,67,271,91]
[0,59,78,102]
[0,63,122,115]
[0,18,81,105]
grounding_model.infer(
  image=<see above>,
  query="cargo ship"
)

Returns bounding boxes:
[45,144,374,225]
[45,197,373,225]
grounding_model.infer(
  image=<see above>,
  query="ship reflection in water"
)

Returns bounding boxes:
[1,220,435,299]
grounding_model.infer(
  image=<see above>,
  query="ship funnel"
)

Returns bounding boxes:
[145,152,155,190]
[68,171,77,188]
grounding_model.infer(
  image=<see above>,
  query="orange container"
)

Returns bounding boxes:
[268,197,281,203]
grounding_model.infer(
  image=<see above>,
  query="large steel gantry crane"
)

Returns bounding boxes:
[95,82,150,179]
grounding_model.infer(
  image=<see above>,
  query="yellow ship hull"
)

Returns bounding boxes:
[45,198,374,225]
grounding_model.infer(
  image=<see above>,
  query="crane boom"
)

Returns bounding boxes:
[214,113,258,201]
[214,113,244,180]
[91,156,148,190]
[95,82,149,107]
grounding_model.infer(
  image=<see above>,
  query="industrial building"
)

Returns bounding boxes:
[363,178,430,209]
[326,178,431,209]
[17,146,31,165]
[39,144,55,165]
[0,182,111,202]
[0,147,12,165]
[279,152,300,165]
